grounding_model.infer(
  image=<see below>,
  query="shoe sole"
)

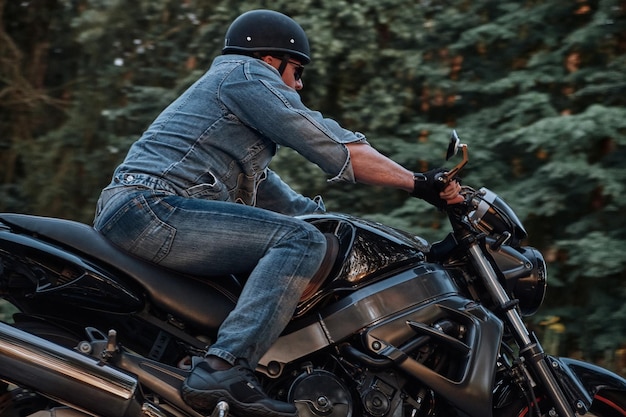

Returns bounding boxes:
[182,385,297,417]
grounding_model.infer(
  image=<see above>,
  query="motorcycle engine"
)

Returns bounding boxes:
[288,368,403,417]
[288,370,353,417]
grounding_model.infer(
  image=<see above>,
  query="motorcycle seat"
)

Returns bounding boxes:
[0,213,238,332]
[0,213,341,334]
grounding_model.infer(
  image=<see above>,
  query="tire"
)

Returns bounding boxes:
[0,386,51,417]
[11,315,81,349]
[588,390,626,417]
[500,390,626,417]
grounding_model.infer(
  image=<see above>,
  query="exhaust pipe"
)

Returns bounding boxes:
[0,321,140,417]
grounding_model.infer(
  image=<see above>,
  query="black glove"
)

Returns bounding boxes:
[410,168,447,209]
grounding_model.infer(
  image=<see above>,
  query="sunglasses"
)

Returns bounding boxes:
[288,60,305,81]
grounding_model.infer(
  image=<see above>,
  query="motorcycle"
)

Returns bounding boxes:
[0,131,624,417]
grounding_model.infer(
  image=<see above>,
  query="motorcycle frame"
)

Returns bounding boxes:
[1,208,625,416]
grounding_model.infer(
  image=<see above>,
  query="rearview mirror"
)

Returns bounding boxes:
[443,130,468,181]
[446,130,462,161]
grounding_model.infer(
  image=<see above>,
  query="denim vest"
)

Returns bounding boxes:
[104,54,367,215]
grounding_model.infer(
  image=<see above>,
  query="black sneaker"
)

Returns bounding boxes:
[182,361,297,417]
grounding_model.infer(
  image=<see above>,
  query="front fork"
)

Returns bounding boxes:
[467,241,589,417]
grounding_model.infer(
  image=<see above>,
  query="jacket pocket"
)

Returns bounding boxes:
[185,172,230,201]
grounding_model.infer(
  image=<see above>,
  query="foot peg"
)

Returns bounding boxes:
[209,401,229,417]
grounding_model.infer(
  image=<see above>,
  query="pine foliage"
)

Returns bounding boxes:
[1,0,625,359]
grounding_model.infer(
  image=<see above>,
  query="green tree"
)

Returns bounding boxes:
[1,0,625,364]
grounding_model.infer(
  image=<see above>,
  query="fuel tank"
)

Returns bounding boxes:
[304,213,429,280]
[295,213,431,315]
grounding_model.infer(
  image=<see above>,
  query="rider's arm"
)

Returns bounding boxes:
[346,142,463,204]
[345,143,414,192]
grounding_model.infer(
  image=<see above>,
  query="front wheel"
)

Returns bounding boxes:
[587,390,626,417]
[497,390,626,417]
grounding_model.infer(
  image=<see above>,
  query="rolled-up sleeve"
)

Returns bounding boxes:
[219,60,367,183]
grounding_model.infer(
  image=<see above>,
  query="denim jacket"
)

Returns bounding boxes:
[105,54,367,216]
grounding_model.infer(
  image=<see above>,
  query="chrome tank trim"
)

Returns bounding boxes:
[259,263,457,370]
[0,321,139,417]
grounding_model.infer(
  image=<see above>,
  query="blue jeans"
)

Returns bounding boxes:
[94,185,327,367]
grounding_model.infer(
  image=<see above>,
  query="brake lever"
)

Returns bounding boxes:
[436,143,468,188]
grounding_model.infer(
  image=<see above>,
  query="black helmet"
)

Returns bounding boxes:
[223,10,311,64]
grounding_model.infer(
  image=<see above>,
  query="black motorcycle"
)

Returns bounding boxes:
[0,132,624,417]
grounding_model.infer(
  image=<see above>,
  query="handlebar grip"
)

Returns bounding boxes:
[433,172,449,191]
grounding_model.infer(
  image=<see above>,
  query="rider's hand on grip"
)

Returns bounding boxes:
[411,168,462,209]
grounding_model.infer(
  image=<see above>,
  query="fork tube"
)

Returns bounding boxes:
[467,243,532,345]
[467,241,575,417]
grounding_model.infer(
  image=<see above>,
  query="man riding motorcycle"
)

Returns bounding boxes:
[92,9,462,417]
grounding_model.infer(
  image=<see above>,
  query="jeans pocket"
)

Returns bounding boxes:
[94,186,134,225]
[97,192,176,264]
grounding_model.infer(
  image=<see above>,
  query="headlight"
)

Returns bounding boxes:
[468,188,528,246]
[487,243,548,317]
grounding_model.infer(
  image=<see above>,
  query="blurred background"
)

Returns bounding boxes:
[1,0,625,374]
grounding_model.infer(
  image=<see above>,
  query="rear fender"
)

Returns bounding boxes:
[0,228,143,313]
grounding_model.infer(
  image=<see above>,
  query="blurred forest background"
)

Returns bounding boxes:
[1,0,625,373]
